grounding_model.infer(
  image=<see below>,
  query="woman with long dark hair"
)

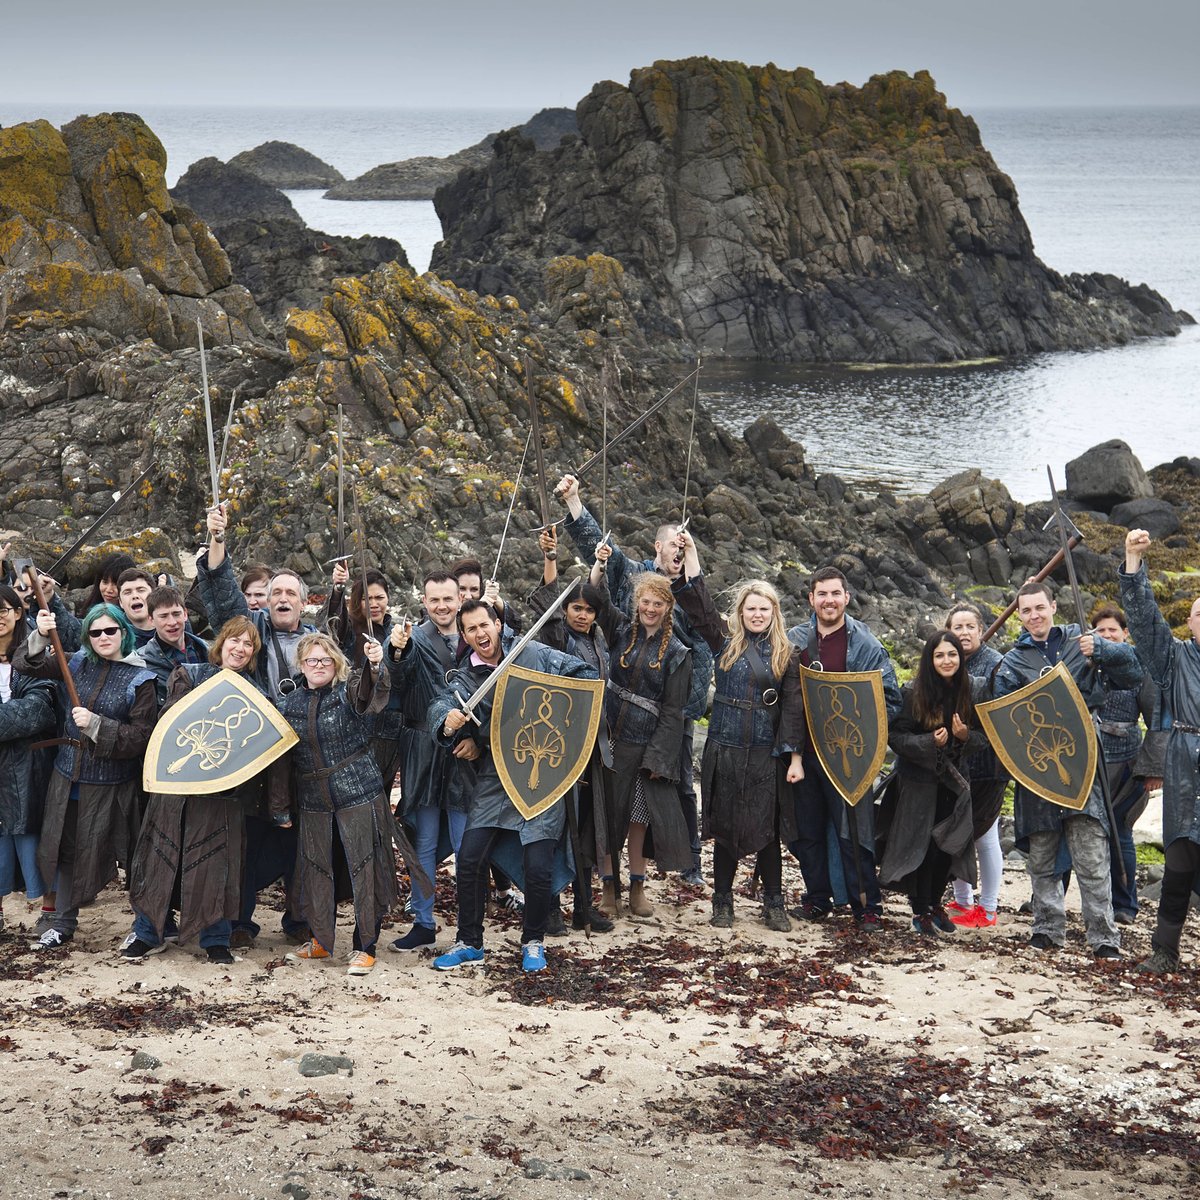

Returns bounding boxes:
[879,630,989,936]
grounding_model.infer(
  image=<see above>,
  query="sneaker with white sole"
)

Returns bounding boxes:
[521,941,547,973]
[121,938,167,960]
[30,927,72,951]
[347,951,376,976]
[433,942,485,971]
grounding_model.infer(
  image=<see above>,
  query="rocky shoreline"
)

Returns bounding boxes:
[2,93,1197,663]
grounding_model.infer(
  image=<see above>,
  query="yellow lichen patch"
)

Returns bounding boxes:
[285,307,349,362]
[0,120,79,222]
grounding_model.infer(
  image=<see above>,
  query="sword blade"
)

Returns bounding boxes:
[336,404,345,560]
[525,354,556,558]
[573,364,700,479]
[1047,466,1090,629]
[680,355,701,526]
[459,574,584,715]
[197,318,219,507]
[215,383,242,485]
[351,484,373,640]
[44,463,157,580]
[600,356,610,537]
[491,426,533,583]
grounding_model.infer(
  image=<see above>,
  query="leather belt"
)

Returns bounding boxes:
[606,680,661,716]
[299,747,371,782]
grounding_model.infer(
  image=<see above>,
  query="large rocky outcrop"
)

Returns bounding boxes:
[170,158,408,322]
[0,114,269,353]
[326,107,577,201]
[431,60,1192,363]
[228,141,344,189]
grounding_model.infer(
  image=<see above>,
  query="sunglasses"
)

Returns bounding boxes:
[88,626,122,639]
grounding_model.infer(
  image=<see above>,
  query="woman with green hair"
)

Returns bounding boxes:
[15,602,158,950]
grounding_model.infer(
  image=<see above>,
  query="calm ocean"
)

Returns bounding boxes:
[3,101,1197,501]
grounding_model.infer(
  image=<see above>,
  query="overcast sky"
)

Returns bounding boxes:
[3,0,1198,110]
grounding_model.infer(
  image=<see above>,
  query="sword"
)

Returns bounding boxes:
[215,383,243,488]
[492,426,533,585]
[599,355,610,540]
[43,463,157,581]
[525,353,556,559]
[196,318,223,544]
[336,404,346,562]
[452,574,585,725]
[679,356,701,528]
[351,484,375,643]
[568,364,701,481]
[1046,465,1127,890]
[24,565,82,709]
[980,533,1084,644]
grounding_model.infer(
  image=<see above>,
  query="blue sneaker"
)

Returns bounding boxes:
[521,941,547,973]
[433,942,485,971]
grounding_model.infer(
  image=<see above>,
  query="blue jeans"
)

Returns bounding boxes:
[410,806,468,928]
[0,833,45,899]
[132,910,231,950]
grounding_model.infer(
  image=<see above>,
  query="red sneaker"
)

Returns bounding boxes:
[949,903,982,927]
[945,900,972,917]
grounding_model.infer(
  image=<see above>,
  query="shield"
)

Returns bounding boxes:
[976,661,1097,811]
[799,665,889,807]
[491,665,605,820]
[143,669,298,795]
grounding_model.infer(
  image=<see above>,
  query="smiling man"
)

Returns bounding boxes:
[140,585,210,702]
[786,566,901,932]
[993,580,1143,959]
[430,598,597,974]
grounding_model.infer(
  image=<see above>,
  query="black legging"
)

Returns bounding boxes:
[713,840,783,897]
[908,784,956,915]
[1155,839,1200,953]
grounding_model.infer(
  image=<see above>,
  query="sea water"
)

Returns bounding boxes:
[2,101,1196,501]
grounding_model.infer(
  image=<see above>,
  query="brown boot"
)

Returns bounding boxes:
[628,879,654,920]
[599,879,618,919]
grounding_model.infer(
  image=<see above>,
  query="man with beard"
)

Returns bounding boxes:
[195,504,316,949]
[431,599,596,974]
[385,569,477,951]
[554,474,711,888]
[787,566,901,932]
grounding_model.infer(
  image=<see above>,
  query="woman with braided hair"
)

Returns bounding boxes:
[590,543,693,920]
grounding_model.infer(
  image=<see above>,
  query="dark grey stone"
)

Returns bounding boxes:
[1107,498,1182,539]
[130,1050,161,1070]
[523,1158,592,1181]
[1065,440,1153,510]
[297,1053,354,1078]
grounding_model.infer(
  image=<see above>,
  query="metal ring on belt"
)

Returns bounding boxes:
[715,689,779,709]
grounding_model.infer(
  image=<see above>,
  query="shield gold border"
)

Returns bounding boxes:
[798,665,889,807]
[142,669,298,795]
[976,661,1096,812]
[491,664,605,820]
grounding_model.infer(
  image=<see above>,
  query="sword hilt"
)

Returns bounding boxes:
[454,689,482,726]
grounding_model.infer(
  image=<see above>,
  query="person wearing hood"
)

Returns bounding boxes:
[14,603,158,950]
[993,580,1142,959]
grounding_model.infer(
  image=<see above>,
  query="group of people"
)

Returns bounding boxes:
[0,484,1196,980]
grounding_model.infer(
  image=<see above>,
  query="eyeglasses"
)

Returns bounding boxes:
[0,606,17,616]
[302,656,334,668]
[88,627,122,639]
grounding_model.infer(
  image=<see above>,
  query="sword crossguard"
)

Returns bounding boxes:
[454,689,482,726]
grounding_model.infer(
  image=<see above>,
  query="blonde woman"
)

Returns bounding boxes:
[269,631,396,976]
[590,545,693,919]
[676,571,804,930]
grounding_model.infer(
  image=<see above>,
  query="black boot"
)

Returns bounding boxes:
[762,895,792,932]
[710,891,734,928]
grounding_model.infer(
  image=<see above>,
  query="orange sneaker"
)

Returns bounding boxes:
[289,938,330,960]
[347,951,375,976]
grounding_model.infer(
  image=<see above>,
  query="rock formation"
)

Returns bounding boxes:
[228,141,344,189]
[3,111,1197,661]
[326,107,577,201]
[171,157,408,322]
[431,59,1192,363]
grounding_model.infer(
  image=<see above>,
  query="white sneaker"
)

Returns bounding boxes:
[30,927,72,950]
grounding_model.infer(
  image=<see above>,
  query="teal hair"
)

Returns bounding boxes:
[81,603,136,661]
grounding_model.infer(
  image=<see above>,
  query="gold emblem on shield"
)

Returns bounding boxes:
[799,665,889,807]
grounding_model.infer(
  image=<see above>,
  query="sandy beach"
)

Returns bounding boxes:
[1,849,1196,1200]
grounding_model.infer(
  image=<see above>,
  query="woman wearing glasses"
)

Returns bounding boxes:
[268,632,397,976]
[123,617,266,966]
[14,603,158,950]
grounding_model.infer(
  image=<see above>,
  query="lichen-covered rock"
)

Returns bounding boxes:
[228,142,344,189]
[432,59,1192,362]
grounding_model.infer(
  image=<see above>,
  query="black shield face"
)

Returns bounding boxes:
[976,662,1097,811]
[799,666,889,807]
[491,665,605,820]
[143,669,298,794]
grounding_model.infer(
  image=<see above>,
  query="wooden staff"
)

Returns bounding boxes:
[24,565,81,708]
[980,535,1082,644]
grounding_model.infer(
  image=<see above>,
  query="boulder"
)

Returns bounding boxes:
[172,157,302,228]
[1108,497,1182,539]
[1065,439,1152,510]
[227,142,344,189]
[326,107,578,201]
[431,60,1192,362]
